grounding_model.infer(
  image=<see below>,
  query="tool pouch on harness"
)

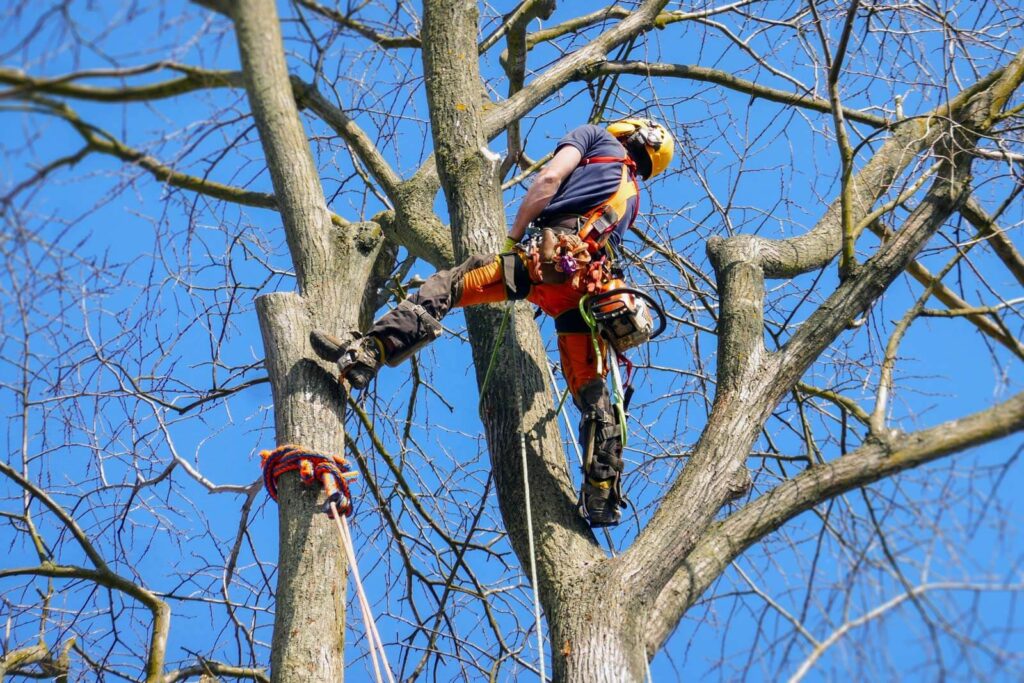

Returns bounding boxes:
[523,226,591,284]
[377,299,443,367]
[589,287,655,353]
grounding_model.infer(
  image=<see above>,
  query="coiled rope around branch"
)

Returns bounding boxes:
[260,444,357,516]
[260,444,394,683]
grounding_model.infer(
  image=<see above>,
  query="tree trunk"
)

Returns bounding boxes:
[257,294,348,681]
[548,574,649,682]
[420,0,604,612]
[231,0,387,679]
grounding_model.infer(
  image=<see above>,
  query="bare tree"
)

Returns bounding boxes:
[2,1,1023,681]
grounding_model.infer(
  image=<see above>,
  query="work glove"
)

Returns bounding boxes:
[502,236,517,253]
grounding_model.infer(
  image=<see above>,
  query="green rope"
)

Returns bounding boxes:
[578,294,628,446]
[555,385,571,415]
[478,301,514,406]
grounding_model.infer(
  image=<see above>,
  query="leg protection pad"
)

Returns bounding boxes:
[575,380,623,479]
[501,252,532,301]
[575,379,627,527]
[414,256,490,320]
[373,299,444,367]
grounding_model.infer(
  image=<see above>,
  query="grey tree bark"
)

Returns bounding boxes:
[230,0,386,679]
[3,1,1024,680]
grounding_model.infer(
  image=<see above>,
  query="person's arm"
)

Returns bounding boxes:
[507,144,583,242]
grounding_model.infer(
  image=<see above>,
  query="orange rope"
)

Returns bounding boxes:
[260,445,393,681]
[259,444,357,517]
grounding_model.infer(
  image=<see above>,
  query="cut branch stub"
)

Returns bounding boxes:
[707,234,766,394]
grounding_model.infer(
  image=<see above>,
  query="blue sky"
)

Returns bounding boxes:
[2,1,1023,681]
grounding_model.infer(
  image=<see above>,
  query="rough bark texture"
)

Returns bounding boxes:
[231,1,386,680]
[256,294,347,681]
[234,3,1024,679]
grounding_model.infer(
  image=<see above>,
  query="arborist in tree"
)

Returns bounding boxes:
[312,118,674,527]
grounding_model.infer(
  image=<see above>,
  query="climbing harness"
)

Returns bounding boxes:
[574,157,640,254]
[260,445,395,683]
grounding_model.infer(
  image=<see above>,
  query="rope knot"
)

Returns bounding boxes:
[259,444,357,518]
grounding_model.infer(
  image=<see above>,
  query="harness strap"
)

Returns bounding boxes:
[578,154,636,170]
[574,156,640,253]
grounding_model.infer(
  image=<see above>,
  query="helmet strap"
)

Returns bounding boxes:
[623,133,653,179]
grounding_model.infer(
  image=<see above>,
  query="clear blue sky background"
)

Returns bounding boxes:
[2,1,1022,681]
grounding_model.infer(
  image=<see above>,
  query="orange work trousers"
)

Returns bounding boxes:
[459,256,607,396]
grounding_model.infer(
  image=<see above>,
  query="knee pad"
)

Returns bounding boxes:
[576,380,623,479]
[587,436,623,480]
[378,299,444,367]
[500,252,531,301]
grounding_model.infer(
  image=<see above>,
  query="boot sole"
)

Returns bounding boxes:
[310,330,345,363]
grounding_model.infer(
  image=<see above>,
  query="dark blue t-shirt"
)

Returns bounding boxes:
[538,124,638,244]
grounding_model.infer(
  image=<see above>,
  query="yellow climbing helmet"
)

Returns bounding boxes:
[606,117,674,179]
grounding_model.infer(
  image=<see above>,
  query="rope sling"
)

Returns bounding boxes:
[260,445,395,683]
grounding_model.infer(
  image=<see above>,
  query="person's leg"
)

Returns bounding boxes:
[311,253,529,387]
[556,331,627,527]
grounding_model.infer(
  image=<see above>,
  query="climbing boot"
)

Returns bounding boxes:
[310,330,383,390]
[578,475,626,528]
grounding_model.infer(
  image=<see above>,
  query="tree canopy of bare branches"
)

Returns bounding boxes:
[2,1,1023,681]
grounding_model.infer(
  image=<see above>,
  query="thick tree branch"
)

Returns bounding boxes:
[0,634,74,679]
[481,0,670,138]
[231,0,345,300]
[810,0,862,279]
[496,0,556,176]
[643,390,1024,654]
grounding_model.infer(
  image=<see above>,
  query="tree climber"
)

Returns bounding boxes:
[311,118,674,527]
